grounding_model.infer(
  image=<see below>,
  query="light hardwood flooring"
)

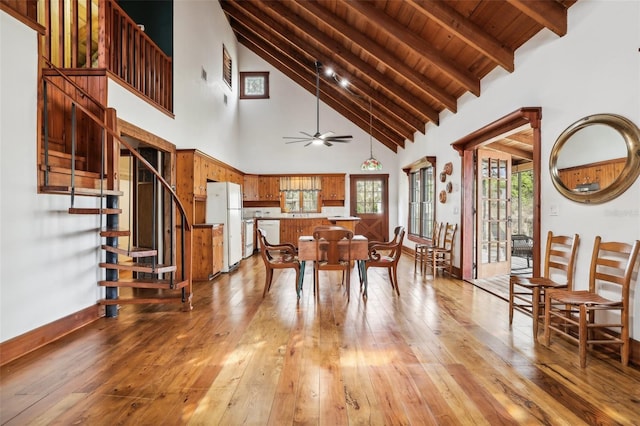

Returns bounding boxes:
[1,254,639,425]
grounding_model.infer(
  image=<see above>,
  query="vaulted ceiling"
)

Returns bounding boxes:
[220,0,576,153]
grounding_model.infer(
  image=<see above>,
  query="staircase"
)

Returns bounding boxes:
[40,66,192,315]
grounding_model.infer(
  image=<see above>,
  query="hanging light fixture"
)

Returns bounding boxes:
[361,98,382,170]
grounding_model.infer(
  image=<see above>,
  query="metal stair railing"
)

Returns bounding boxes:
[41,66,191,311]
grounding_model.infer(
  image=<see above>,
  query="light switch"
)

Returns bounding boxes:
[549,204,559,216]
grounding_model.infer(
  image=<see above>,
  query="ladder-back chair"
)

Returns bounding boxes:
[543,237,640,367]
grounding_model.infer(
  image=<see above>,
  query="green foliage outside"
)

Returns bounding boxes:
[511,170,534,236]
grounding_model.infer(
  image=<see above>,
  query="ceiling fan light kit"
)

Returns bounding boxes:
[283,61,352,147]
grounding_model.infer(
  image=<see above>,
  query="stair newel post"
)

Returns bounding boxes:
[70,102,77,206]
[43,79,50,186]
[105,194,119,317]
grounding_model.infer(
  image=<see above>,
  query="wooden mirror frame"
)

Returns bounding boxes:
[549,114,640,204]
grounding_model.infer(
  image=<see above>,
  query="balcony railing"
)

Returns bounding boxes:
[39,0,172,113]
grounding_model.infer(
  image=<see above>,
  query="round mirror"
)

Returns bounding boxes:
[550,114,640,204]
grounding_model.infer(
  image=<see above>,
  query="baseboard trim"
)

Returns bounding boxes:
[0,304,103,366]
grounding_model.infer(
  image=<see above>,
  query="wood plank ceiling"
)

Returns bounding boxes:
[220,0,576,153]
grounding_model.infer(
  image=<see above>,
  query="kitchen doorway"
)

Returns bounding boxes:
[350,174,389,242]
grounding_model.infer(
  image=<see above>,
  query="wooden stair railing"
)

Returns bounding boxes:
[41,68,192,314]
[40,0,173,113]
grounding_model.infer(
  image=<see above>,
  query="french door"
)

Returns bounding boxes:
[476,149,512,278]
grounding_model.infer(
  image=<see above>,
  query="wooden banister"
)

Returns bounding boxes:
[40,0,173,112]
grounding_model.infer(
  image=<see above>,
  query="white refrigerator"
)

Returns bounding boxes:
[206,182,243,272]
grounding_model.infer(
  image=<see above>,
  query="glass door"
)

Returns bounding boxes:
[476,149,512,278]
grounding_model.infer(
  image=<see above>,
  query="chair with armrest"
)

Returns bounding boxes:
[257,228,301,298]
[509,231,579,340]
[361,226,405,297]
[543,237,640,367]
[313,228,354,300]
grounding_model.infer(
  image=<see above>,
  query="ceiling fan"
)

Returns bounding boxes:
[283,61,352,147]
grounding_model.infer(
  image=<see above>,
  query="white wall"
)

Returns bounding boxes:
[1,12,105,341]
[236,47,399,225]
[397,0,640,334]
[2,0,639,343]
[108,0,241,165]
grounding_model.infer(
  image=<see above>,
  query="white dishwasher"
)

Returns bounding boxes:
[243,219,255,258]
[256,220,280,245]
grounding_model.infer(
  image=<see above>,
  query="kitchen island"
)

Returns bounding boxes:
[254,216,361,246]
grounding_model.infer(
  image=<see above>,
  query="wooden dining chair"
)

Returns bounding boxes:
[361,226,405,297]
[257,228,301,298]
[415,221,442,274]
[543,237,640,367]
[509,231,579,340]
[313,228,353,301]
[427,223,457,277]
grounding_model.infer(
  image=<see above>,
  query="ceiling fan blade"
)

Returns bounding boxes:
[324,141,333,147]
[318,131,334,139]
[285,139,312,144]
[300,131,314,138]
[283,136,312,140]
[327,134,352,140]
[326,139,351,143]
[304,141,314,147]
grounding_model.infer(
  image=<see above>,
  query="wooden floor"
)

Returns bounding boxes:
[2,254,639,425]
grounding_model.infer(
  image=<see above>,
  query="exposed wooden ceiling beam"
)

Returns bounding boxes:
[223,0,424,137]
[225,13,410,147]
[343,0,480,95]
[233,31,403,151]
[506,0,568,36]
[405,0,515,72]
[253,0,440,124]
[293,0,458,112]
[486,141,533,160]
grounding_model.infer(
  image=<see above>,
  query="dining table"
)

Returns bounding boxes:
[297,235,369,295]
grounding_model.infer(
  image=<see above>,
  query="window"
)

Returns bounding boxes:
[240,72,269,99]
[403,157,436,241]
[280,176,321,213]
[282,191,321,213]
[355,180,383,214]
[222,45,232,88]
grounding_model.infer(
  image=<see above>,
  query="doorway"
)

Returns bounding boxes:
[452,108,541,299]
[116,120,178,277]
[350,174,389,242]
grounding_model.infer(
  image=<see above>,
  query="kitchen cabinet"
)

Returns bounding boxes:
[259,176,281,201]
[176,149,244,281]
[279,218,330,246]
[227,170,244,185]
[192,224,224,280]
[243,175,260,201]
[212,225,224,277]
[321,175,345,200]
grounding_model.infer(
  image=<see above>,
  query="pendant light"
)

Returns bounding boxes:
[361,98,382,170]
